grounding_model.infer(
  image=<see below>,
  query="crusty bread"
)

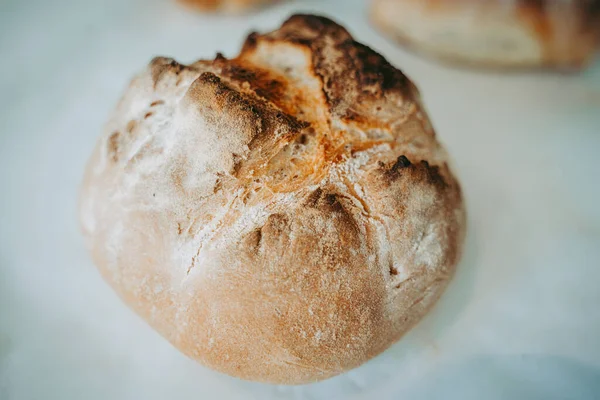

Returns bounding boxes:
[80,14,465,384]
[371,0,600,69]
[177,0,277,13]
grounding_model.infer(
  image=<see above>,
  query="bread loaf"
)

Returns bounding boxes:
[371,0,600,69]
[80,14,466,384]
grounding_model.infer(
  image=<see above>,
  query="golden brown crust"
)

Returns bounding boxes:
[371,0,600,70]
[250,15,418,118]
[80,14,465,384]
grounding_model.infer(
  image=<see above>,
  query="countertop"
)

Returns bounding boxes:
[1,0,599,399]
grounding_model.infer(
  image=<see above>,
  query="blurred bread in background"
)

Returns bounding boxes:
[371,0,600,70]
[178,0,278,13]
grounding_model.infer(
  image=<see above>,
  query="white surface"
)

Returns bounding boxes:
[1,0,600,399]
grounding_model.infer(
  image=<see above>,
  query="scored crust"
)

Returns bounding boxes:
[371,0,600,69]
[80,14,466,384]
[177,0,277,12]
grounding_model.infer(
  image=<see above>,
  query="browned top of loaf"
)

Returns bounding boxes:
[242,15,415,115]
[144,14,433,191]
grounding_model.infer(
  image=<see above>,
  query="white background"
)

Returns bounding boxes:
[1,0,600,399]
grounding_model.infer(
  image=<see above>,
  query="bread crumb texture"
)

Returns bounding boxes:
[80,14,466,384]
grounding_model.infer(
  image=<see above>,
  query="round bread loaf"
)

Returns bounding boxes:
[80,14,465,384]
[371,0,600,69]
[177,0,276,13]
